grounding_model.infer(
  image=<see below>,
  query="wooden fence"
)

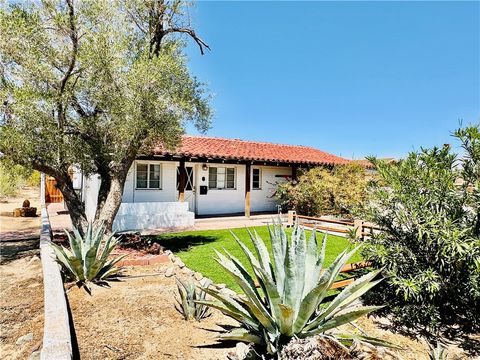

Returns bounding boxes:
[290,213,383,240]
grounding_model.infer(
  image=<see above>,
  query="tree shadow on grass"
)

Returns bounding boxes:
[147,234,218,253]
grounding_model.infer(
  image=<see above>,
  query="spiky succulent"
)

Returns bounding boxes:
[175,278,211,321]
[428,341,447,360]
[51,223,125,291]
[197,221,394,355]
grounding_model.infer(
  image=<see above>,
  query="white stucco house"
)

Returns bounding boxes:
[78,135,352,232]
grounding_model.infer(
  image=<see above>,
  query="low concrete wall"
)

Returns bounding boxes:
[39,207,72,360]
[113,201,195,232]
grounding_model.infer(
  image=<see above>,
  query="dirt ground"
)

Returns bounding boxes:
[68,263,237,360]
[0,253,44,360]
[68,261,479,360]
[0,186,40,241]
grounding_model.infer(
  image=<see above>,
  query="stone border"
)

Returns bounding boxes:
[39,206,73,360]
[117,254,170,267]
[163,250,236,296]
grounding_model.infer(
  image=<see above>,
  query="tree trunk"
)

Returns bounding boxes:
[56,178,88,234]
[94,176,127,233]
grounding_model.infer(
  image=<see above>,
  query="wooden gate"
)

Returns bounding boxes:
[45,177,63,203]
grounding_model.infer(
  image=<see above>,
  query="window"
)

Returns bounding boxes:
[209,167,235,189]
[136,162,161,189]
[252,168,261,189]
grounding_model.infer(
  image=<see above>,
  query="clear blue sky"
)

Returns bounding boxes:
[184,1,479,159]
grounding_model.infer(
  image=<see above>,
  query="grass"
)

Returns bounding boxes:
[154,226,362,292]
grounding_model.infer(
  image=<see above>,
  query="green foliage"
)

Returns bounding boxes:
[276,164,367,217]
[175,278,211,321]
[0,159,35,197]
[51,223,125,292]
[197,221,392,356]
[361,124,480,332]
[0,0,211,230]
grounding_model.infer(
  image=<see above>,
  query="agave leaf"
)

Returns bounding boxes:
[215,251,276,332]
[220,328,263,344]
[292,275,331,333]
[195,300,259,329]
[50,243,78,279]
[282,235,297,308]
[305,306,384,335]
[320,269,383,322]
[334,333,401,349]
[278,303,295,336]
[293,225,307,314]
[303,228,318,295]
[65,229,82,260]
[268,223,285,294]
[248,228,272,277]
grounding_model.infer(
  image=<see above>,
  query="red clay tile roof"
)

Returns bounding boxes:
[153,135,351,166]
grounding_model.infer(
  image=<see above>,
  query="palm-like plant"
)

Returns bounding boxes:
[175,278,211,321]
[51,223,125,292]
[197,221,393,355]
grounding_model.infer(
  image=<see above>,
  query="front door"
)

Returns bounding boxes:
[177,166,196,213]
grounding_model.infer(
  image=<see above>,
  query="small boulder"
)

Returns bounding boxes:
[23,199,31,207]
[200,278,212,288]
[215,283,227,290]
[175,259,185,269]
[16,333,33,345]
[30,351,41,360]
[165,267,176,278]
[194,272,203,281]
[181,267,193,275]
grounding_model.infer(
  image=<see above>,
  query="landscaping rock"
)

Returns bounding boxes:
[27,256,40,266]
[175,259,185,268]
[164,250,172,256]
[181,267,193,275]
[165,267,176,277]
[30,351,41,360]
[220,288,237,297]
[194,272,203,281]
[16,333,33,345]
[199,277,212,288]
[215,283,226,290]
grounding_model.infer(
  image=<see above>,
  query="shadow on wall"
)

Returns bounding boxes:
[149,234,217,253]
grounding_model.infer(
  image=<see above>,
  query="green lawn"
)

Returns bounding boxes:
[154,226,362,292]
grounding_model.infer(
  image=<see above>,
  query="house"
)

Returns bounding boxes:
[81,135,351,232]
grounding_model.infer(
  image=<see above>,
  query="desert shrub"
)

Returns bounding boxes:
[198,221,393,356]
[175,278,211,321]
[51,224,125,292]
[0,159,36,197]
[27,170,41,187]
[360,125,480,332]
[276,164,367,218]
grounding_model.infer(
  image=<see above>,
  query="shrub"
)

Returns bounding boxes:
[0,160,32,197]
[51,224,125,292]
[276,164,367,218]
[198,221,393,356]
[360,124,480,332]
[175,278,211,321]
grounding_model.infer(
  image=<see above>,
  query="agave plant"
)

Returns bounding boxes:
[51,223,125,291]
[197,220,393,356]
[175,278,212,321]
[428,341,447,360]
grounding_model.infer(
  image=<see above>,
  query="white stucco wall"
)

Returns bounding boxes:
[250,166,291,213]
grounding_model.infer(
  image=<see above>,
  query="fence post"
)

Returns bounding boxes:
[354,219,364,240]
[287,210,296,227]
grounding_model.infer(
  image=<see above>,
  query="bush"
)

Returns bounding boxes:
[198,221,393,356]
[276,164,367,218]
[0,159,36,198]
[360,124,480,332]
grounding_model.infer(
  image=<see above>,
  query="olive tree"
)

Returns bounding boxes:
[360,124,480,332]
[0,0,211,233]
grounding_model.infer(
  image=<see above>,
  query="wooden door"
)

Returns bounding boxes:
[45,177,63,203]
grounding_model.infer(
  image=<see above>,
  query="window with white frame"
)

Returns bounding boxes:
[252,168,261,189]
[136,162,161,189]
[209,167,235,189]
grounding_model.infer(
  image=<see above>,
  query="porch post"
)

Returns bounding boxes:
[245,163,251,218]
[292,165,298,181]
[178,159,186,202]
